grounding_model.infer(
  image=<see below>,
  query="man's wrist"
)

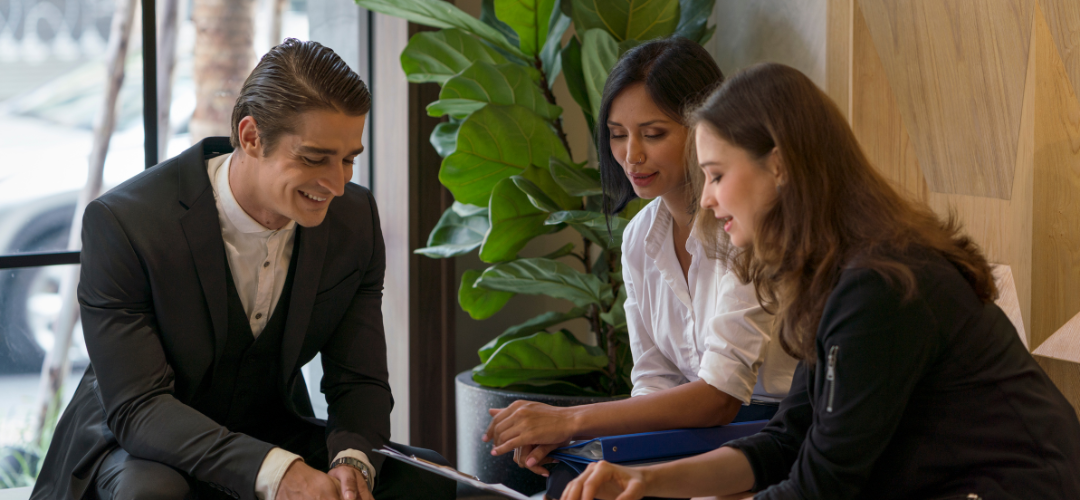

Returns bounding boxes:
[330,456,373,491]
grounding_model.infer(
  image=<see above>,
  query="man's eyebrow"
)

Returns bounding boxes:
[297,145,365,156]
[606,119,672,127]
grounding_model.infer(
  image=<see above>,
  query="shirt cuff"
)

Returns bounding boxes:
[255,447,303,500]
[333,449,377,488]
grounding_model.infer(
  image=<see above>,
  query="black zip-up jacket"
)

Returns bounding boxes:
[725,250,1080,500]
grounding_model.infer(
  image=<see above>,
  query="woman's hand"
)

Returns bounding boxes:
[513,443,564,476]
[560,461,647,500]
[484,401,579,457]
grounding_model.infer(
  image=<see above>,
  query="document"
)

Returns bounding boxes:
[372,446,543,500]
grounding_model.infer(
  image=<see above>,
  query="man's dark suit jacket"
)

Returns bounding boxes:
[31,138,393,500]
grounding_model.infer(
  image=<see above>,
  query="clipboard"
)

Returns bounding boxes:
[372,446,542,500]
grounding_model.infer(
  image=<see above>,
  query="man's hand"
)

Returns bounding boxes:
[277,461,343,500]
[484,401,577,458]
[328,463,375,500]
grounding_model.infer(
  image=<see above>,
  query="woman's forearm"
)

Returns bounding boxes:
[640,446,756,498]
[569,379,743,438]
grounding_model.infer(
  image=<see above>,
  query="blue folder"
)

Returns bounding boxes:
[549,420,769,473]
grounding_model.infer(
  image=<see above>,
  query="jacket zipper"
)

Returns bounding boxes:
[826,345,838,412]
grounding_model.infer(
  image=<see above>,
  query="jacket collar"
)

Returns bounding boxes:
[174,137,328,380]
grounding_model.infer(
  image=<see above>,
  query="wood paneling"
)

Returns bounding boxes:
[1032,2,1080,351]
[1038,0,1080,107]
[859,0,1034,200]
[850,0,1035,339]
[827,0,853,120]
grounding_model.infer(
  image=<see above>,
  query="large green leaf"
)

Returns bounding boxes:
[441,104,570,205]
[522,163,580,210]
[619,197,651,220]
[428,62,561,120]
[414,203,489,258]
[547,210,629,249]
[400,29,509,84]
[495,0,556,56]
[355,0,527,59]
[674,0,715,43]
[550,156,602,196]
[459,269,514,319]
[476,257,614,307]
[472,330,608,387]
[581,29,620,120]
[571,0,680,42]
[481,0,520,49]
[511,175,560,212]
[479,177,549,263]
[560,37,594,131]
[430,119,461,157]
[540,0,572,87]
[479,307,587,363]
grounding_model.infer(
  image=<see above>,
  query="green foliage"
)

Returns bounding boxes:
[428,62,562,120]
[356,0,527,58]
[472,330,609,387]
[415,202,489,258]
[571,0,680,42]
[477,258,614,308]
[459,269,514,319]
[364,0,716,396]
[495,0,556,56]
[400,29,510,84]
[479,307,587,362]
[480,178,550,263]
[440,104,569,206]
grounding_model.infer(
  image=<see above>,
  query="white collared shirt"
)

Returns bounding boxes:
[207,154,373,500]
[622,199,799,403]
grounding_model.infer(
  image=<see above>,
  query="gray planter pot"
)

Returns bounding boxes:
[455,371,621,496]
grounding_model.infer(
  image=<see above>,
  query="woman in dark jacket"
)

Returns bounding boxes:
[558,62,1080,500]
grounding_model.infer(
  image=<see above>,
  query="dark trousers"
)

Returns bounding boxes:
[93,429,455,500]
[544,402,780,500]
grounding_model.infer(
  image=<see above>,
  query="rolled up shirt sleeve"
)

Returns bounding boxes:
[698,271,774,404]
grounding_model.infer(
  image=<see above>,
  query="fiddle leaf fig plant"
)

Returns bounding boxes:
[356,0,716,396]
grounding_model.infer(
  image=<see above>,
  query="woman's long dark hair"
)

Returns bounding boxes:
[598,37,723,215]
[690,63,997,364]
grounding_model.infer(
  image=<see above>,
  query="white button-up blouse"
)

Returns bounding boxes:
[622,199,798,403]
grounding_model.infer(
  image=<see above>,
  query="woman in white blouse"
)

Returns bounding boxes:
[483,38,798,493]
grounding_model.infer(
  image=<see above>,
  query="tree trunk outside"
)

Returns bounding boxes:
[33,0,138,445]
[191,0,256,143]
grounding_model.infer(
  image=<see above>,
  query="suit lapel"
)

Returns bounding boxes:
[281,221,329,385]
[178,138,233,368]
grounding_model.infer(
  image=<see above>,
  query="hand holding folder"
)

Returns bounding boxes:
[549,420,769,473]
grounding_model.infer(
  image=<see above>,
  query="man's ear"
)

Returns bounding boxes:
[237,116,262,158]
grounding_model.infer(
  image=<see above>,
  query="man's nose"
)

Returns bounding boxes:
[320,167,347,197]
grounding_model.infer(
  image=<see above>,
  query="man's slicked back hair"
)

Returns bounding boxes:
[230,38,372,154]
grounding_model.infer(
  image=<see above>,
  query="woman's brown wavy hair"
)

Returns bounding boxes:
[689,63,998,365]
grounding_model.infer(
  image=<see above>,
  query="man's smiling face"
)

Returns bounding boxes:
[250,109,367,228]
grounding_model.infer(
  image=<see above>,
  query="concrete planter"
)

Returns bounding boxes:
[455,371,621,495]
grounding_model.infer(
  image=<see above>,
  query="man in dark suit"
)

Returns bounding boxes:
[31,39,454,500]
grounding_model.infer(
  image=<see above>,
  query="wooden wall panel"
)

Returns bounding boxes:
[994,265,1029,350]
[1039,0,1080,107]
[827,0,853,120]
[850,0,1034,338]
[859,0,1034,200]
[1032,2,1080,350]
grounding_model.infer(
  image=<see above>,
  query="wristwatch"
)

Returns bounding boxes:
[330,456,373,492]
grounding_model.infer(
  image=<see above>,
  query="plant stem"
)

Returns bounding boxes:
[582,238,593,275]
[535,57,573,155]
[605,323,618,394]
